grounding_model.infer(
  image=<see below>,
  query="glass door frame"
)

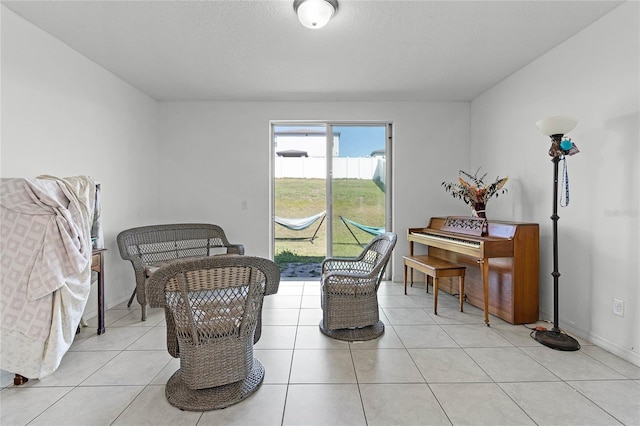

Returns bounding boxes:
[270,121,393,273]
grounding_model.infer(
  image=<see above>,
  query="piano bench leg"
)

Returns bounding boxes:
[459,275,465,312]
[403,263,407,295]
[433,278,439,315]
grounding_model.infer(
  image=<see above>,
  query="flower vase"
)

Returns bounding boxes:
[472,202,486,218]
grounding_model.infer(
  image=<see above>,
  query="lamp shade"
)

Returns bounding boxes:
[294,0,337,29]
[536,116,578,136]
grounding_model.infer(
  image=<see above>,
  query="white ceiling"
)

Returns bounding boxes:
[2,0,623,102]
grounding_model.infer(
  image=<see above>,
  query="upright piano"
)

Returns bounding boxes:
[408,217,539,325]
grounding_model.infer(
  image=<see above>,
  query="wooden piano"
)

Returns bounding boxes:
[408,216,539,325]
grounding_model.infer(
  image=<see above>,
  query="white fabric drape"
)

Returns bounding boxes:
[0,176,95,378]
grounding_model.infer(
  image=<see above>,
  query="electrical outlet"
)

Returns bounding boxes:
[613,298,624,317]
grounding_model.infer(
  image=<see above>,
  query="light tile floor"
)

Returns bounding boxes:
[1,280,639,425]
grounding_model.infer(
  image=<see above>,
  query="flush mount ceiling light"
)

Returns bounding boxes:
[293,0,338,29]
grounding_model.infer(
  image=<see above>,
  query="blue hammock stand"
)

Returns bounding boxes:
[339,216,386,247]
[275,211,326,243]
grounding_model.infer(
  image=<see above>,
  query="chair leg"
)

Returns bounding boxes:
[127,287,136,307]
[127,287,147,321]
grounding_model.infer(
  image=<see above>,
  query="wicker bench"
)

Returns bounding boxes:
[117,224,244,321]
[403,255,466,315]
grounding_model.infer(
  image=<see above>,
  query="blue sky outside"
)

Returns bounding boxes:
[334,125,386,157]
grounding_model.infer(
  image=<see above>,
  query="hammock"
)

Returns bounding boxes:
[275,211,326,242]
[339,216,385,246]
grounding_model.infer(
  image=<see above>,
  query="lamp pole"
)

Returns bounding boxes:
[551,143,561,332]
[532,133,580,351]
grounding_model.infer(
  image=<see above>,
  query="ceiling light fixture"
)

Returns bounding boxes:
[293,0,338,29]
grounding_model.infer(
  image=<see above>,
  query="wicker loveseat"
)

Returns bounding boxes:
[117,223,244,321]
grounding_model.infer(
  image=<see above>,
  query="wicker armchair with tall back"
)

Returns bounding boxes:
[117,224,244,321]
[319,232,397,341]
[147,255,280,411]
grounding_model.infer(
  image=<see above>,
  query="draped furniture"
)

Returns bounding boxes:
[319,232,397,341]
[117,224,244,321]
[0,176,97,380]
[147,255,280,411]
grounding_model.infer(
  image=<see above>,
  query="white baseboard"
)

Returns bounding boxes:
[582,332,640,367]
[539,309,640,367]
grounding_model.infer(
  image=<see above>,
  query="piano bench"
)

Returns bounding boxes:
[403,255,466,315]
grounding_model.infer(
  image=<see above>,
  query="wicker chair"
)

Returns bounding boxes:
[319,232,397,341]
[146,255,280,411]
[117,224,244,321]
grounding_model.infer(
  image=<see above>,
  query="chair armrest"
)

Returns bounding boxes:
[322,258,375,275]
[124,256,148,287]
[226,244,245,255]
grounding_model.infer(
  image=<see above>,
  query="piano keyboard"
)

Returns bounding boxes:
[415,232,481,248]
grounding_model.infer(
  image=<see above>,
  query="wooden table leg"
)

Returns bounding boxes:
[97,263,105,335]
[92,249,106,335]
[14,374,28,385]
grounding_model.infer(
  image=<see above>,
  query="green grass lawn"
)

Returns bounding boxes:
[274,178,386,267]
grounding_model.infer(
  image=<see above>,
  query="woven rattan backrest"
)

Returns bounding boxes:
[363,232,397,283]
[147,256,280,345]
[356,232,397,276]
[166,266,263,343]
[117,224,243,265]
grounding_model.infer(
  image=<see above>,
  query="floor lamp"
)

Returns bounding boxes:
[533,115,581,351]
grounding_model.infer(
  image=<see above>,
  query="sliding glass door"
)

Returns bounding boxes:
[273,125,327,279]
[272,122,391,280]
[328,124,389,258]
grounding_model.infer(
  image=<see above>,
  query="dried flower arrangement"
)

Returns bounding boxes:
[441,168,508,218]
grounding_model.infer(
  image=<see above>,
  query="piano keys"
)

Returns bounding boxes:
[408,217,539,325]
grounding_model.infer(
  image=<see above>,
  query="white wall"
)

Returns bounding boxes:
[1,6,160,316]
[156,101,471,274]
[470,1,639,364]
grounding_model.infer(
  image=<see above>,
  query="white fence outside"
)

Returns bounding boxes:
[275,157,386,185]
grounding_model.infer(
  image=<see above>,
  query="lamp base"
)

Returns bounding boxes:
[533,329,580,351]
